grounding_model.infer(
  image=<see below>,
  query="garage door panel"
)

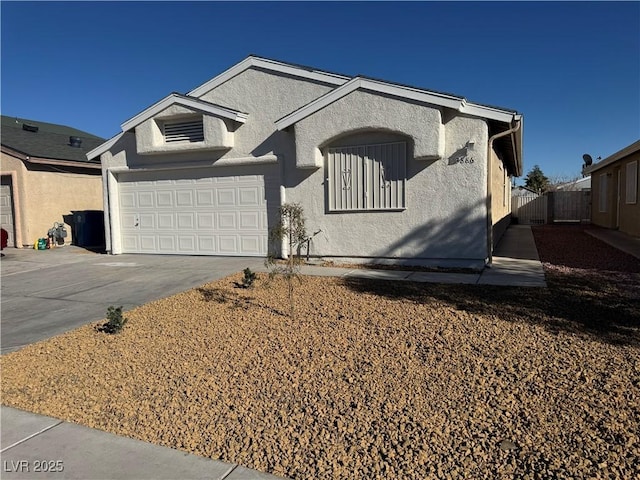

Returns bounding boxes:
[238,187,260,206]
[140,236,157,251]
[122,236,139,250]
[241,236,262,254]
[214,176,236,184]
[177,213,195,229]
[158,214,174,229]
[139,214,155,229]
[158,236,175,251]
[120,192,137,208]
[156,191,174,207]
[239,212,260,230]
[197,213,214,229]
[196,190,214,206]
[178,236,196,252]
[118,169,271,255]
[218,212,237,229]
[176,190,194,207]
[121,213,138,229]
[217,189,235,206]
[219,236,238,253]
[198,236,216,251]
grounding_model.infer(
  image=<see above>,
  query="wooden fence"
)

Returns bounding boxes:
[512,191,591,224]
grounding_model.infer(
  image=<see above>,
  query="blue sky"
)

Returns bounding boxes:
[1,1,638,182]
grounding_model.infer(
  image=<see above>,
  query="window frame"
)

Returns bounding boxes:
[326,141,407,212]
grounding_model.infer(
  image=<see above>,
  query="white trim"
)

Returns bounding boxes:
[86,132,124,161]
[121,93,247,132]
[188,56,349,97]
[585,139,640,174]
[107,154,278,175]
[459,103,520,123]
[276,77,519,130]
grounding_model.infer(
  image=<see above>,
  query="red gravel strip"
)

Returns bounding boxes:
[532,225,640,272]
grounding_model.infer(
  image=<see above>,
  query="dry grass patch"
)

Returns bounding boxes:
[2,270,639,479]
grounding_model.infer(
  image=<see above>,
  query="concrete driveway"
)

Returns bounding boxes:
[1,246,264,354]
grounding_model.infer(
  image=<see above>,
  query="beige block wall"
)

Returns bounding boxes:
[490,148,511,226]
[0,152,103,247]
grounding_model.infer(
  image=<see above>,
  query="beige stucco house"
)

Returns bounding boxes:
[586,139,640,237]
[89,56,523,268]
[1,116,104,247]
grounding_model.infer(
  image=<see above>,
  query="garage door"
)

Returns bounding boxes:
[117,168,273,255]
[0,176,15,248]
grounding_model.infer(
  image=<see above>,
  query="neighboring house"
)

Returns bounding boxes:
[512,186,539,197]
[1,116,105,247]
[89,55,523,269]
[553,176,591,191]
[586,139,640,237]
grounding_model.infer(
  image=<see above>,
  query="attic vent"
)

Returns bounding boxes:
[69,136,82,147]
[164,119,204,143]
[22,123,39,133]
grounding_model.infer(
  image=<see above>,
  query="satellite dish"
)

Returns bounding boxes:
[582,154,593,166]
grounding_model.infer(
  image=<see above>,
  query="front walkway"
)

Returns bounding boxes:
[293,225,547,287]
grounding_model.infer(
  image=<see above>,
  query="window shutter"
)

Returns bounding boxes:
[164,119,204,143]
[327,142,406,211]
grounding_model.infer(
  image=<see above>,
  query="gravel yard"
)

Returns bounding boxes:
[1,225,639,479]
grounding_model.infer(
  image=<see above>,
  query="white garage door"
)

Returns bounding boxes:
[117,168,271,255]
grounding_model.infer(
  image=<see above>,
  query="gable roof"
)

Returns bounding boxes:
[1,115,104,164]
[187,55,350,97]
[585,139,640,174]
[88,94,248,161]
[120,92,248,132]
[275,76,519,130]
[88,55,523,174]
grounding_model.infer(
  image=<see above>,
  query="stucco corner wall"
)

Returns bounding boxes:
[1,152,102,247]
[292,90,445,168]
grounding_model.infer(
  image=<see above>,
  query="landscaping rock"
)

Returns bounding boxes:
[1,226,639,479]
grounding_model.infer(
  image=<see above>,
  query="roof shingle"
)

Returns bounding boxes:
[1,115,105,163]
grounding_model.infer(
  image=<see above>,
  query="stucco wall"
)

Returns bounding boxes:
[286,111,489,267]
[102,67,493,266]
[292,90,444,168]
[135,105,234,155]
[1,151,103,246]
[591,151,640,237]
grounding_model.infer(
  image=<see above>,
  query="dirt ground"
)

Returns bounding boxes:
[1,225,639,479]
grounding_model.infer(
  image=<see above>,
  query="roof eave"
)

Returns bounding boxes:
[2,145,101,169]
[584,139,640,174]
[86,132,125,161]
[276,77,520,132]
[120,93,248,132]
[188,55,350,98]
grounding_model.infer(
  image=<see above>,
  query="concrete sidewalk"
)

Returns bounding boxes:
[585,227,640,260]
[1,406,284,480]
